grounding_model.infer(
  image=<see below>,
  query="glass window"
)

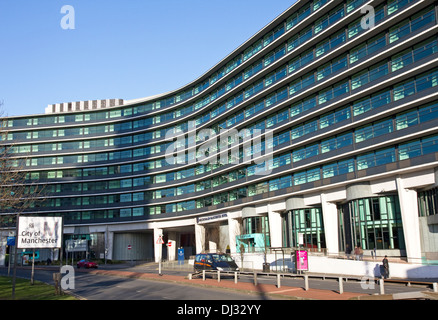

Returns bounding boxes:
[294,171,307,185]
[283,208,325,250]
[387,0,415,15]
[418,187,438,217]
[421,135,438,155]
[419,102,438,123]
[399,140,421,160]
[396,110,418,130]
[133,207,144,217]
[339,196,404,251]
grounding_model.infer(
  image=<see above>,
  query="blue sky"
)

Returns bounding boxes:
[0,1,295,117]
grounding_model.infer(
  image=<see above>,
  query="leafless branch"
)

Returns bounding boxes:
[0,102,46,222]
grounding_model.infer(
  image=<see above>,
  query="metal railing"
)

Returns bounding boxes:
[187,268,438,297]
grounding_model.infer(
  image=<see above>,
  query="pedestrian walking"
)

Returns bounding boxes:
[354,246,360,260]
[358,246,363,261]
[345,244,352,260]
[382,255,390,279]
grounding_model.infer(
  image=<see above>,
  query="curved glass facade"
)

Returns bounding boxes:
[1,0,438,264]
[338,196,405,252]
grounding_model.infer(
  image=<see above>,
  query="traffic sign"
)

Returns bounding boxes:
[7,236,15,246]
[128,244,132,250]
[178,248,184,265]
[167,241,172,247]
[156,236,164,245]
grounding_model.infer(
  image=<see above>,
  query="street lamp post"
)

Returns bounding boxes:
[11,213,19,299]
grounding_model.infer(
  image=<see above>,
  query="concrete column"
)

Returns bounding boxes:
[321,193,339,257]
[195,223,205,254]
[268,204,282,248]
[208,240,217,252]
[105,230,114,261]
[396,177,422,263]
[168,231,177,261]
[227,217,241,254]
[154,228,163,263]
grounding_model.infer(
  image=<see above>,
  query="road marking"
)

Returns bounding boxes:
[270,288,302,294]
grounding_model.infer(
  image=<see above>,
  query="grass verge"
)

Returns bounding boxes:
[0,276,77,300]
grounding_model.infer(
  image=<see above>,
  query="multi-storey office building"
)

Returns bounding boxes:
[1,0,438,267]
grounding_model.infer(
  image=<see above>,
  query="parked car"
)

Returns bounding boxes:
[77,259,98,269]
[194,253,239,273]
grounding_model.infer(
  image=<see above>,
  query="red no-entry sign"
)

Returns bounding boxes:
[128,244,132,250]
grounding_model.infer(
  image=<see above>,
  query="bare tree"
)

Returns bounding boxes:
[0,101,48,297]
[0,102,46,218]
[232,217,246,270]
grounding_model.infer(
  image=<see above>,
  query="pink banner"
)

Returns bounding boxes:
[296,250,308,271]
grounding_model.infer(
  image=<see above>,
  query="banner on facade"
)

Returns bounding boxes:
[17,216,63,249]
[197,213,228,224]
[296,250,309,271]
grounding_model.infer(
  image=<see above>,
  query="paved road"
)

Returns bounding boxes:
[129,263,434,296]
[1,263,434,300]
[0,267,280,300]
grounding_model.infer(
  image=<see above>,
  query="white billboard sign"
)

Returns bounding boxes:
[66,239,88,252]
[17,216,63,249]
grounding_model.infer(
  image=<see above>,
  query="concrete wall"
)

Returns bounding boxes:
[308,256,438,279]
[232,253,438,279]
[419,217,438,262]
[113,233,153,261]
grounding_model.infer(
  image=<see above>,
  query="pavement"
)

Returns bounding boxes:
[8,262,438,300]
[93,269,370,300]
[76,263,371,300]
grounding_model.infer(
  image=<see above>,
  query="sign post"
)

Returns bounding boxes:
[128,244,133,266]
[178,248,185,265]
[11,215,21,299]
[66,239,88,266]
[31,249,35,285]
[5,236,14,275]
[13,216,63,298]
[157,235,164,275]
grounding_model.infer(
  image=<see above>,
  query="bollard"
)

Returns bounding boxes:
[304,275,309,291]
[253,272,258,286]
[202,270,206,281]
[188,273,192,280]
[338,277,343,295]
[433,283,437,293]
[217,270,221,282]
[53,273,61,295]
[379,279,385,295]
[234,272,238,284]
[277,274,281,289]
